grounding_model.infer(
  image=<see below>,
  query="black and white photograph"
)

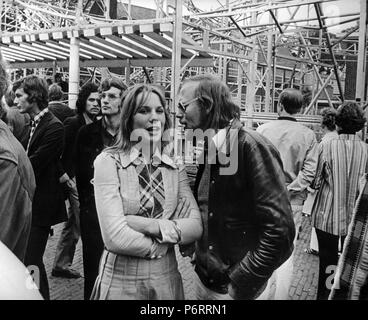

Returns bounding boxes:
[0,0,367,308]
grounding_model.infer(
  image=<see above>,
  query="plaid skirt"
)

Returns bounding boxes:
[90,247,184,300]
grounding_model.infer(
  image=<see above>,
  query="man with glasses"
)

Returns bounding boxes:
[176,74,295,300]
[74,77,127,299]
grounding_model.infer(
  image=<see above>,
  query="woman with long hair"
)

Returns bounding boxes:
[90,83,202,300]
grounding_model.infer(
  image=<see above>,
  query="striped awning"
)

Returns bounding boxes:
[0,18,213,69]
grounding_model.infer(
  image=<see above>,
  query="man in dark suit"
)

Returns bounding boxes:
[14,75,66,300]
[48,84,75,123]
[75,77,126,299]
[52,82,100,279]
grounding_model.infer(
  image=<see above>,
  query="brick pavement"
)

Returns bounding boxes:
[44,215,318,300]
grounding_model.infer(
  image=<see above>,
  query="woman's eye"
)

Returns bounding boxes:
[137,108,148,114]
[156,108,164,113]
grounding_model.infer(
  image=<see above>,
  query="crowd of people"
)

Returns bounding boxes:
[0,50,368,300]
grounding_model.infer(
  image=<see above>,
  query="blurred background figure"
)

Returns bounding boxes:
[48,83,75,123]
[3,86,31,149]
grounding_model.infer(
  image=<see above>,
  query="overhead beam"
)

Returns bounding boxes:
[7,58,214,69]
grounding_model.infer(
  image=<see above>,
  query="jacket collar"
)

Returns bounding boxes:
[277,116,297,122]
[119,146,176,169]
[28,111,53,152]
[198,118,242,165]
[82,112,94,125]
[338,133,361,141]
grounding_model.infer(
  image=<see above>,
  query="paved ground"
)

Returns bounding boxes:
[44,215,318,300]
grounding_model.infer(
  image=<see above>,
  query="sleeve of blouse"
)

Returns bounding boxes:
[172,165,203,245]
[309,144,325,191]
[93,152,167,257]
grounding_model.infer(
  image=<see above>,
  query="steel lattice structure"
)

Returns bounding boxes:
[0,0,367,124]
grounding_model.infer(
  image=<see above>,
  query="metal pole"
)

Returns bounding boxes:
[171,0,182,159]
[68,0,82,109]
[246,4,257,128]
[265,5,273,112]
[105,0,110,19]
[304,72,334,114]
[356,0,367,103]
[68,37,80,109]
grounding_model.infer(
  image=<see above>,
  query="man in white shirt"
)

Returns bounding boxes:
[257,88,318,299]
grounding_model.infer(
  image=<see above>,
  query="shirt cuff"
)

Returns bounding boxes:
[156,219,180,244]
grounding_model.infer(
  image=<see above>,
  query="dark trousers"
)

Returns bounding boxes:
[315,229,345,300]
[80,206,104,300]
[24,225,51,300]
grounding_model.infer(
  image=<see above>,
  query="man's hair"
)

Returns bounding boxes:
[48,83,63,101]
[76,82,99,115]
[181,74,240,130]
[335,101,366,134]
[320,107,337,131]
[106,83,172,154]
[12,79,22,93]
[0,50,9,100]
[13,75,49,110]
[279,88,303,115]
[98,77,127,95]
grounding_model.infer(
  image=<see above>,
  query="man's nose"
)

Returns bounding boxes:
[176,109,184,119]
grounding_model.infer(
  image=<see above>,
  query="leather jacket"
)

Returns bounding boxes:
[193,119,295,299]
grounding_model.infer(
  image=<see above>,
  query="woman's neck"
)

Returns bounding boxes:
[140,142,160,162]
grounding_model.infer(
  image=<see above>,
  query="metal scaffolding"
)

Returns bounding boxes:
[0,0,367,124]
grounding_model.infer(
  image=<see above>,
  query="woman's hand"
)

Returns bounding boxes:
[125,215,161,237]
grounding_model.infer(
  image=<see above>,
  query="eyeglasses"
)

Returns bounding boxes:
[178,97,199,113]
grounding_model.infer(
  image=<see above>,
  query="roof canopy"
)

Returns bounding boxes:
[1,17,212,69]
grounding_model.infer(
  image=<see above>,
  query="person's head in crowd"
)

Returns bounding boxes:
[55,73,63,83]
[277,88,304,116]
[107,83,171,154]
[335,101,366,134]
[76,82,100,120]
[320,107,337,134]
[0,50,9,122]
[0,51,8,98]
[1,88,14,125]
[13,75,48,115]
[0,94,8,123]
[98,77,127,118]
[46,78,52,87]
[48,84,63,102]
[4,87,15,108]
[177,74,240,131]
